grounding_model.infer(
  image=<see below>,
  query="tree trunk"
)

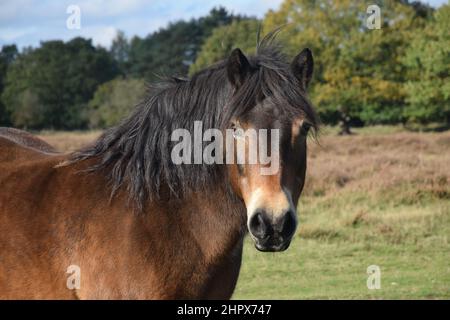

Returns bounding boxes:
[338,109,353,135]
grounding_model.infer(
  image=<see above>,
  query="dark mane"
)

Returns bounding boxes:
[68,40,319,209]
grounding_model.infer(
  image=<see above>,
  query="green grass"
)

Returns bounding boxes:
[319,125,407,136]
[233,192,450,299]
[234,238,450,299]
[320,124,450,136]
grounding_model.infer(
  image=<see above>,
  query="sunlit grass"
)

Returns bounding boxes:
[234,235,450,299]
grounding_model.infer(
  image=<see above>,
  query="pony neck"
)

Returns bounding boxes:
[138,185,247,265]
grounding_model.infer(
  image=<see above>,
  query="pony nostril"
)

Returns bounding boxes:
[281,210,297,238]
[249,211,269,239]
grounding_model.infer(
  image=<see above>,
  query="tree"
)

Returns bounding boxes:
[9,88,46,129]
[403,4,450,124]
[110,30,131,75]
[264,0,431,131]
[189,19,260,74]
[87,77,146,129]
[0,44,18,126]
[127,7,241,81]
[2,38,119,129]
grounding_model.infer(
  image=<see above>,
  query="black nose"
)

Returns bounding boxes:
[248,209,297,248]
[249,211,272,240]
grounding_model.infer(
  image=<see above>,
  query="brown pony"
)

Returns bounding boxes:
[0,42,318,299]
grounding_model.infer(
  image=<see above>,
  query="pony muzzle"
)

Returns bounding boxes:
[247,208,297,252]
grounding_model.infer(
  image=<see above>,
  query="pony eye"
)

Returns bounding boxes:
[300,122,311,136]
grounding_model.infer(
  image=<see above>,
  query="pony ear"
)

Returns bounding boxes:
[227,48,251,88]
[291,48,314,90]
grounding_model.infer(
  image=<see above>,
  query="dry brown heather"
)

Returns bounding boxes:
[275,129,449,249]
[307,130,450,201]
[37,130,102,152]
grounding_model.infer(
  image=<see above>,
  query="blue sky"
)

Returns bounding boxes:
[0,0,447,49]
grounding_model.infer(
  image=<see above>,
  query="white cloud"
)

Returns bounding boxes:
[218,0,283,18]
[77,0,149,17]
[0,26,37,42]
[0,0,34,21]
[68,25,117,47]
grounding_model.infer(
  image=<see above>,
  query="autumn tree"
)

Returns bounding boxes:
[264,0,431,131]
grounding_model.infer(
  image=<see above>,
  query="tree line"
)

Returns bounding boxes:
[0,2,448,131]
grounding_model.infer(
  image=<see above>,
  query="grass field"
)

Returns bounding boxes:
[37,127,450,299]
